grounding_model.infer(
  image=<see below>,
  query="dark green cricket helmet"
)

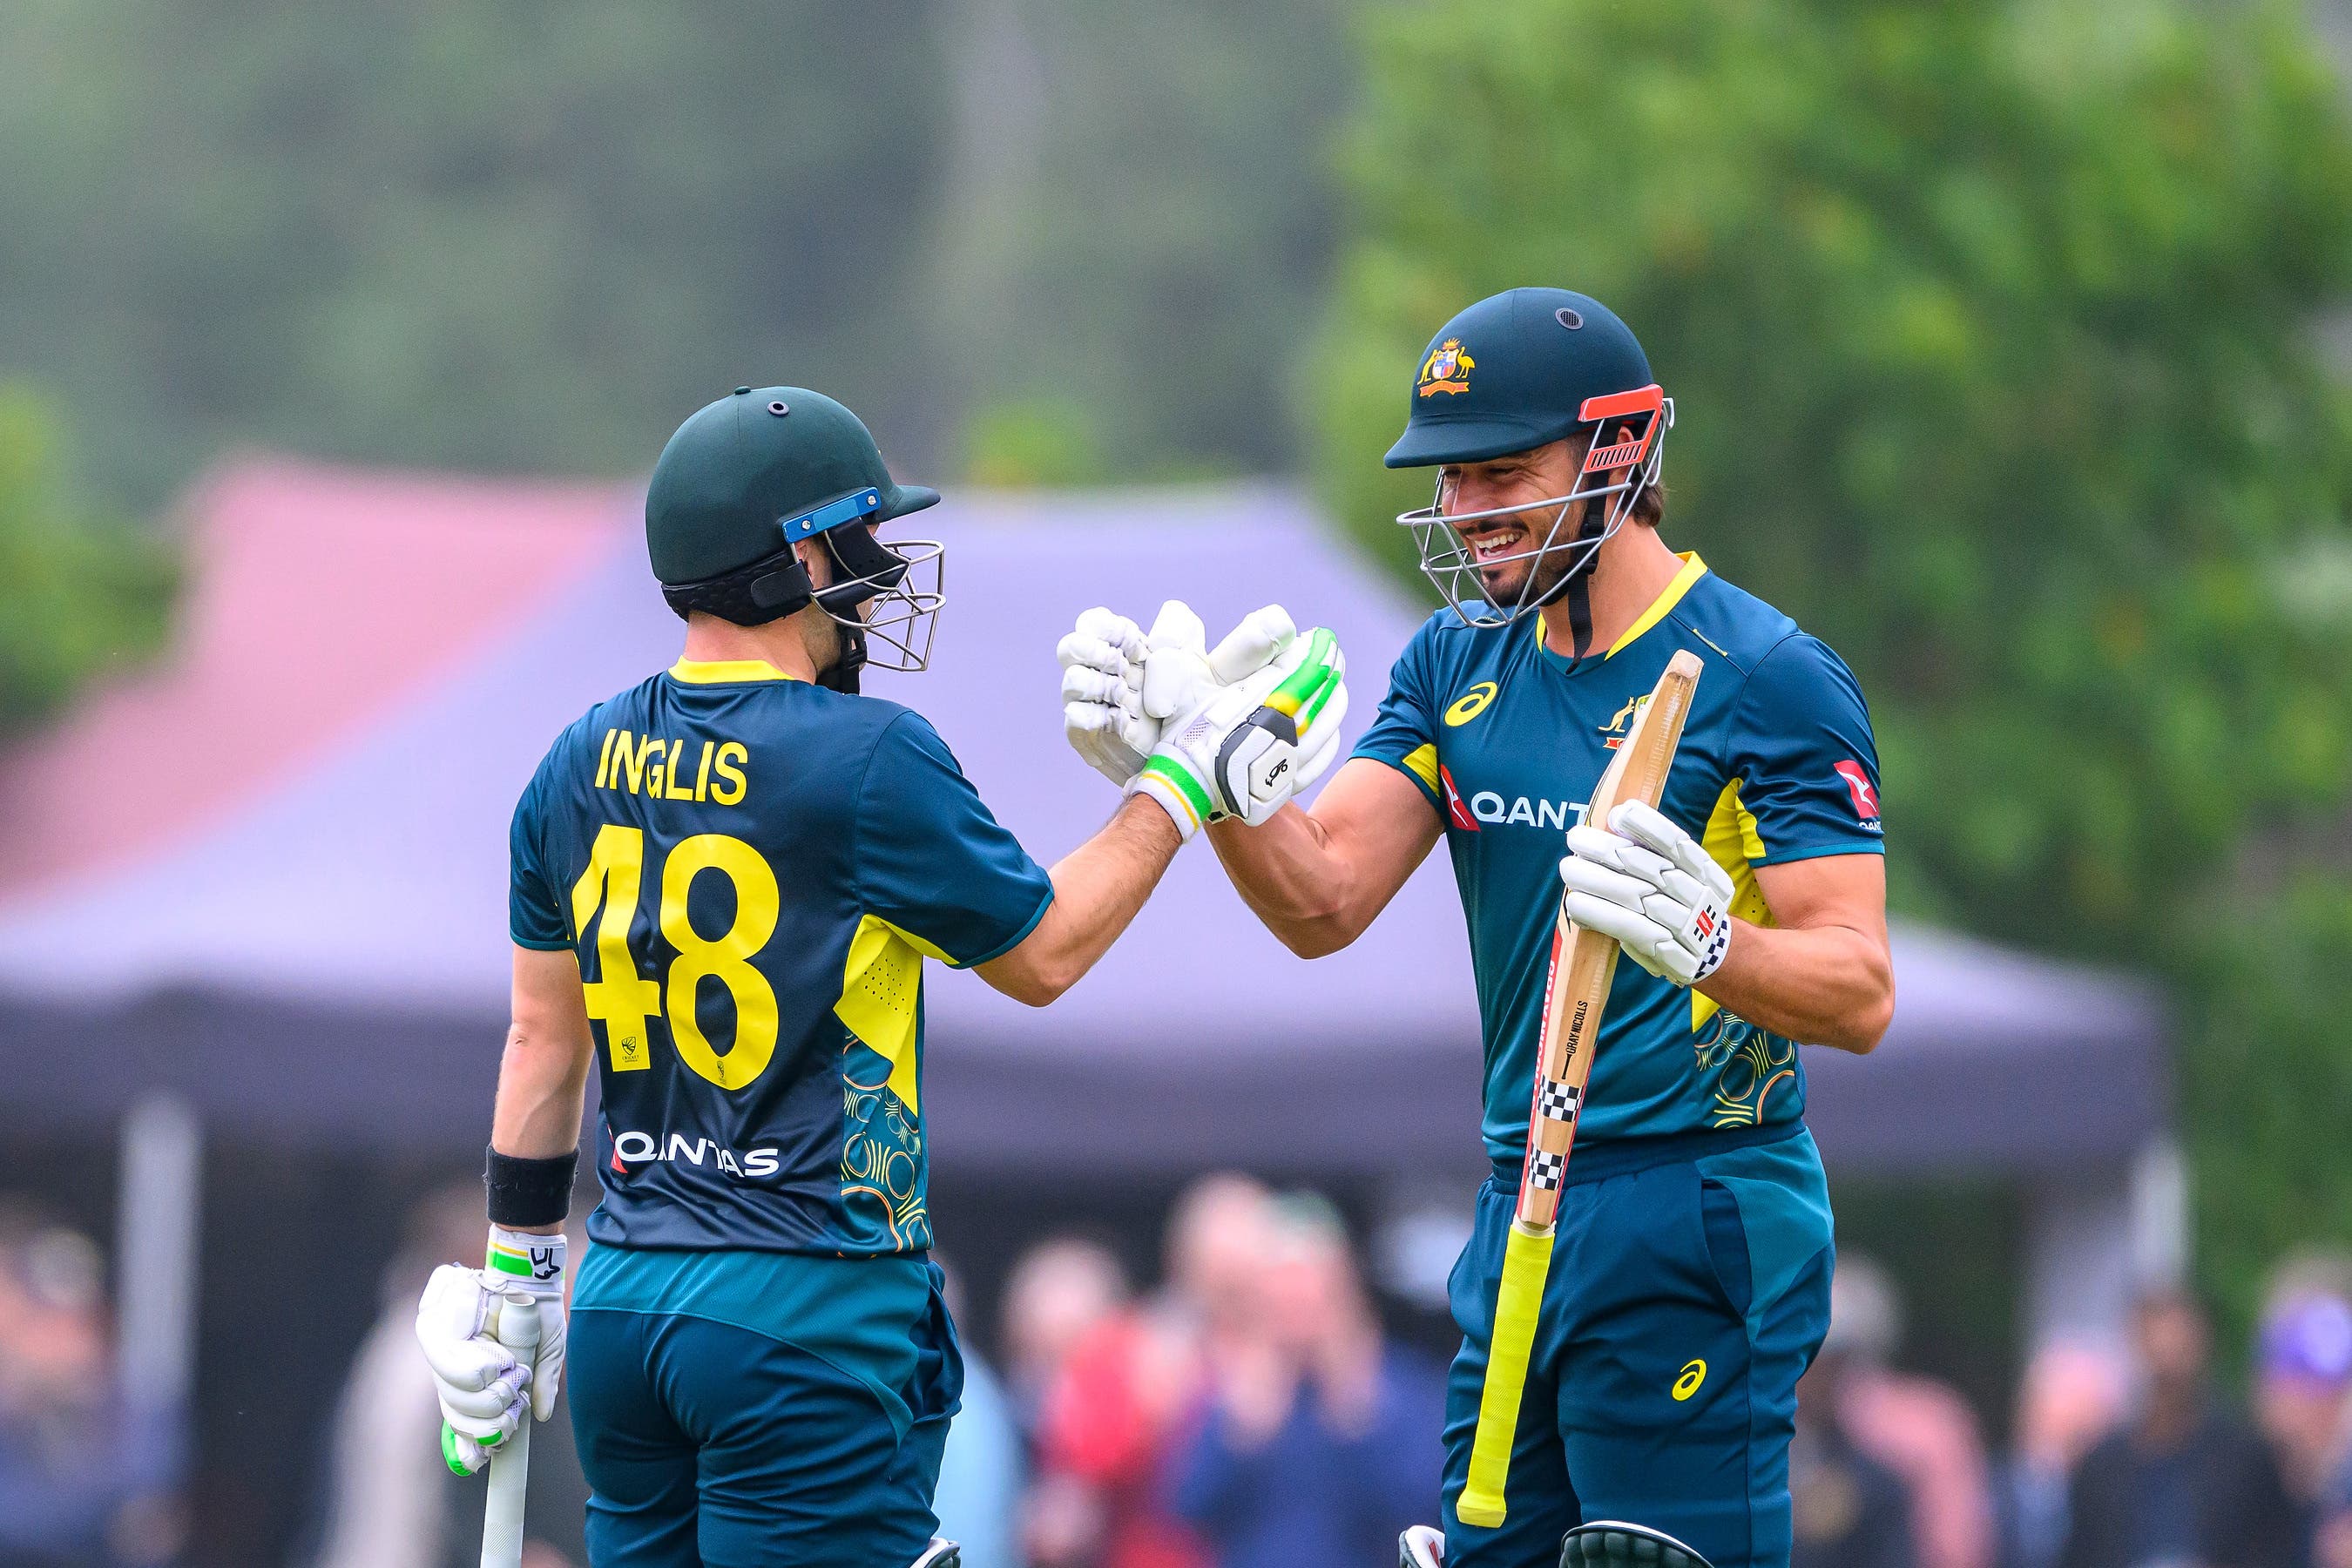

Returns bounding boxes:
[1384,287,1657,470]
[645,386,944,681]
[1387,287,1673,628]
[646,385,938,585]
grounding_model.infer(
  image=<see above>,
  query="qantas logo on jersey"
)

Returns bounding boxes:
[1437,764,1479,831]
[610,1129,781,1179]
[1832,760,1882,829]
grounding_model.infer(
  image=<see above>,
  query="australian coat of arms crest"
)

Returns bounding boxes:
[1418,337,1474,396]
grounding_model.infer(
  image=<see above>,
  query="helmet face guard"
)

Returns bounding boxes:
[808,502,945,676]
[1395,386,1671,629]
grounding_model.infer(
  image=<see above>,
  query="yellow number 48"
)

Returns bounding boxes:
[567,825,781,1091]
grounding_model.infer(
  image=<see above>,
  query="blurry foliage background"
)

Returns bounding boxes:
[1313,0,2352,1341]
[3,0,2352,1341]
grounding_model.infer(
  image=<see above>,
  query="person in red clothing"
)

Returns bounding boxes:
[1026,1176,1274,1568]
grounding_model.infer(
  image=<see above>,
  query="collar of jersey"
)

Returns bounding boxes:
[667,658,801,685]
[1533,551,1708,668]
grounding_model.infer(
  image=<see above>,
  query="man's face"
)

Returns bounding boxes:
[2135,1298,2209,1390]
[1438,429,1636,609]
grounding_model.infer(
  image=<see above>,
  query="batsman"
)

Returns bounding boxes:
[412,386,1348,1567]
[1061,289,1893,1567]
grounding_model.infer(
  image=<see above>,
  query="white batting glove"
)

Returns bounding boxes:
[1058,601,1298,786]
[1058,607,1153,786]
[1131,626,1348,839]
[1558,801,1735,986]
[416,1228,567,1476]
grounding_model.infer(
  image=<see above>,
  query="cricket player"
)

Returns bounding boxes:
[1059,289,1893,1568]
[413,385,1348,1568]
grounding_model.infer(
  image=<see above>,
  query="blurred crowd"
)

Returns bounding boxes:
[17,1173,2352,1568]
[0,1206,179,1568]
[1790,1254,2352,1568]
[991,1176,1445,1568]
[976,1215,2352,1568]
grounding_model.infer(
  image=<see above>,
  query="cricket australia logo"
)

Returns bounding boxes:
[1597,691,1650,750]
[1418,338,1475,397]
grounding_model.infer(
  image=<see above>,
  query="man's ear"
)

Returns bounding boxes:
[794,537,833,591]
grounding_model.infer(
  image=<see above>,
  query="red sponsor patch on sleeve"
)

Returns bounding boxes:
[1833,760,1880,821]
[1439,763,1481,833]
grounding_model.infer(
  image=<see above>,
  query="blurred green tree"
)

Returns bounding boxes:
[0,386,174,730]
[1313,0,2352,1330]
[0,0,1355,504]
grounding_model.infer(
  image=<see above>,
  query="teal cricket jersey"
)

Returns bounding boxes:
[1352,555,1883,1166]
[509,657,1054,1258]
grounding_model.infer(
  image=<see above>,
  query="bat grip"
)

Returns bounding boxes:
[1457,1220,1555,1529]
[480,1293,541,1568]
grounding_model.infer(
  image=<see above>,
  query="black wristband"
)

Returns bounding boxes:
[484,1145,578,1228]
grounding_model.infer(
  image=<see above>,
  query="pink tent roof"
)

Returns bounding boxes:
[0,458,622,897]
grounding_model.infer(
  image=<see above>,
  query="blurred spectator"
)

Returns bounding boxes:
[2058,1287,2297,1568]
[2250,1257,2352,1568]
[936,1257,1022,1568]
[1832,1256,1996,1568]
[1028,1175,1274,1568]
[1794,1338,1920,1568]
[1167,1192,1443,1568]
[0,1204,179,1568]
[1994,1342,2127,1568]
[1003,1237,1132,1437]
[306,1183,588,1568]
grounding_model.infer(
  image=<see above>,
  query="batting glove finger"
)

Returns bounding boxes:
[1558,853,1656,910]
[1292,679,1349,792]
[1610,801,1736,904]
[1060,665,1138,709]
[441,1416,514,1477]
[1562,890,1681,970]
[1068,608,1147,664]
[1205,605,1298,684]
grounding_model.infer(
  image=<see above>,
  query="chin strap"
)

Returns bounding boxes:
[817,625,866,693]
[1559,497,1607,657]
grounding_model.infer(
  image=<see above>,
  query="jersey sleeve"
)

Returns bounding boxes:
[508,756,573,950]
[854,710,1056,968]
[1348,615,1446,814]
[1725,633,1884,865]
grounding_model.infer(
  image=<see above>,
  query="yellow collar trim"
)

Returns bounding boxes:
[1604,551,1708,659]
[668,658,800,685]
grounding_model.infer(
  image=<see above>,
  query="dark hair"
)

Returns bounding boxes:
[1572,423,1666,529]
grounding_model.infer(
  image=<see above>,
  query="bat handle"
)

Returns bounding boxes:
[480,1292,541,1568]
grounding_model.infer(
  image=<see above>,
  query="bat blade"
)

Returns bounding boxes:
[1456,649,1704,1530]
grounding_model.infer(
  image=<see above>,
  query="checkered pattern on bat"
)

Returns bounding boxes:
[1537,1080,1583,1124]
[1528,1150,1566,1191]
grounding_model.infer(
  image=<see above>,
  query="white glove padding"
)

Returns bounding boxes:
[1558,801,1736,986]
[416,1227,567,1476]
[1058,607,1153,786]
[1130,626,1348,839]
[1059,601,1300,786]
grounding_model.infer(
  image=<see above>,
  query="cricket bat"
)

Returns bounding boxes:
[1455,649,1704,1530]
[479,1292,542,1568]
